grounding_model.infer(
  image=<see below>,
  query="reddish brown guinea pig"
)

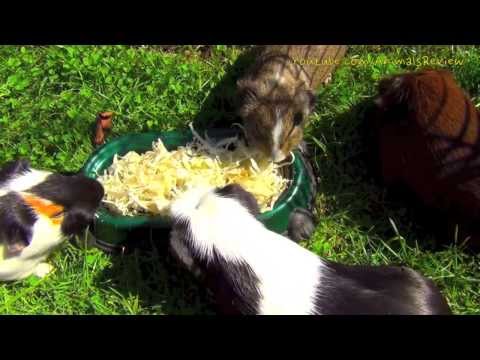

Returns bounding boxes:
[371,68,480,251]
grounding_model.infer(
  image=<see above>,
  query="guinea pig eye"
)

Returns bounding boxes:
[51,211,64,219]
[293,112,303,126]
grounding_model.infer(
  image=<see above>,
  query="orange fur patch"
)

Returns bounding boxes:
[21,194,64,224]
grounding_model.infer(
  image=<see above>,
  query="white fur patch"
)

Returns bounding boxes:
[1,169,51,193]
[0,213,64,281]
[273,71,285,85]
[33,262,54,278]
[271,110,286,162]
[170,188,325,315]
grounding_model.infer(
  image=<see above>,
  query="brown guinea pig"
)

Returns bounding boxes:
[371,68,480,250]
[237,45,348,163]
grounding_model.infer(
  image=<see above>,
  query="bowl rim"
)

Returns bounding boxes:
[82,130,305,230]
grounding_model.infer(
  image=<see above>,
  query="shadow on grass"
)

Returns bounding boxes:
[190,46,260,131]
[91,228,217,315]
[309,98,463,254]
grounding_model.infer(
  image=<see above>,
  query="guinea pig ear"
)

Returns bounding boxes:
[61,208,94,237]
[236,79,260,117]
[0,159,31,184]
[376,75,417,112]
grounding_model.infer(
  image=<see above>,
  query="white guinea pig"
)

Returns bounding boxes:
[169,184,451,315]
[0,159,104,281]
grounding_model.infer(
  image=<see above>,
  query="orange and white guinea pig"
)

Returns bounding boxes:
[0,159,104,281]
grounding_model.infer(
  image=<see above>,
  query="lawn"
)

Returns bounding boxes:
[0,45,479,315]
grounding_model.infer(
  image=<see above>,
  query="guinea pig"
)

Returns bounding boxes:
[236,45,348,163]
[371,69,480,250]
[0,159,104,281]
[169,183,451,315]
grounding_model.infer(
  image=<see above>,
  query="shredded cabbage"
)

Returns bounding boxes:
[0,243,5,261]
[98,126,291,216]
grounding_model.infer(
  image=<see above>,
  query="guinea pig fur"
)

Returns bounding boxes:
[169,184,451,315]
[371,69,480,250]
[0,159,104,281]
[236,45,347,163]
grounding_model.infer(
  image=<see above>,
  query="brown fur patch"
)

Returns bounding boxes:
[372,69,480,249]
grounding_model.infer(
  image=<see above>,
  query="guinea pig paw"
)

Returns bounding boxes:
[287,208,316,243]
[33,262,54,278]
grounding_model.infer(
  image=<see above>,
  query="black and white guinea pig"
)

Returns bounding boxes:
[169,184,452,315]
[0,159,104,281]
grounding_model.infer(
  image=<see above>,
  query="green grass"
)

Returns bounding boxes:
[0,45,479,314]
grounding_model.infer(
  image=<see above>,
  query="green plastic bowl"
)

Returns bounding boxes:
[82,129,314,246]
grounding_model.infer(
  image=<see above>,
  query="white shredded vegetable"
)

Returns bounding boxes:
[98,126,291,216]
[0,243,5,261]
